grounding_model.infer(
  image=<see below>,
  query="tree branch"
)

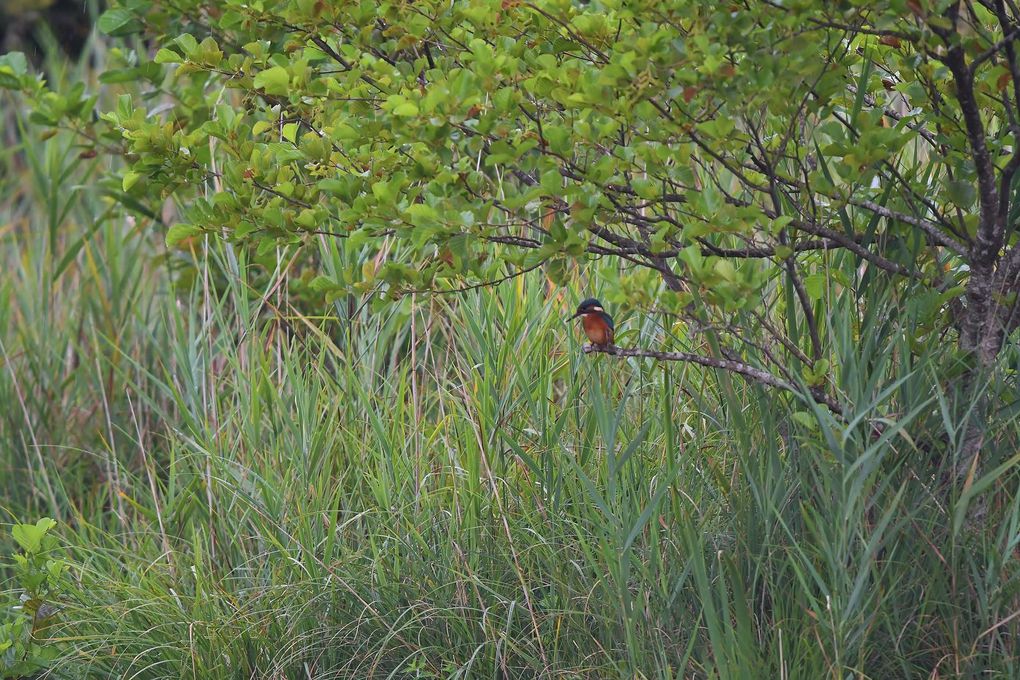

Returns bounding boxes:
[305,34,383,92]
[968,23,1020,71]
[993,0,1020,225]
[581,343,843,416]
[788,218,929,280]
[848,198,968,255]
[695,238,841,258]
[945,39,1004,266]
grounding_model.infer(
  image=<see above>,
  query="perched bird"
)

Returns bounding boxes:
[570,298,615,348]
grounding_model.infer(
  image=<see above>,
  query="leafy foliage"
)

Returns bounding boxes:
[3,4,1020,678]
[7,0,1020,416]
[1,519,64,678]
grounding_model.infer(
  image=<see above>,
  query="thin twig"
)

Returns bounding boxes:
[406,262,544,295]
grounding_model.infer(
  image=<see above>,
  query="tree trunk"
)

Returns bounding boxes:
[957,270,1006,480]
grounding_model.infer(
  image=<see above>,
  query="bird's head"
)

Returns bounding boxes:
[569,298,605,320]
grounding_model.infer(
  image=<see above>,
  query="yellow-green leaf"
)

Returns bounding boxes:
[166,223,202,246]
[122,171,141,192]
[253,66,290,96]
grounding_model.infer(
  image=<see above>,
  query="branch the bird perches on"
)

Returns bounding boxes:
[582,343,843,417]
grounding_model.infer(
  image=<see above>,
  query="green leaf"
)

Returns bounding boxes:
[11,518,56,554]
[405,203,439,225]
[770,215,795,234]
[791,411,819,431]
[175,34,199,55]
[714,259,736,281]
[803,273,827,301]
[540,168,561,194]
[946,180,976,209]
[544,125,571,154]
[197,37,223,66]
[97,8,143,36]
[0,51,27,77]
[296,208,318,228]
[122,171,142,192]
[253,66,290,96]
[166,223,202,246]
[0,51,28,89]
[154,49,182,64]
[309,275,341,292]
[393,101,419,117]
[632,178,658,199]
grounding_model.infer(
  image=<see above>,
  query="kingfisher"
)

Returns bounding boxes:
[570,298,615,348]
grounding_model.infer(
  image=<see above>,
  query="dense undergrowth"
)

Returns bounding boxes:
[2,19,1020,680]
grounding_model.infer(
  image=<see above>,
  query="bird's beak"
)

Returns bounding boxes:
[568,311,583,320]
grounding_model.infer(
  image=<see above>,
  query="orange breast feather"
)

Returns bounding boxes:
[582,313,613,345]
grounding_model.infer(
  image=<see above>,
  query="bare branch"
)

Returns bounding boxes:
[992,0,1020,225]
[848,198,968,256]
[581,343,843,415]
[695,238,841,258]
[789,218,929,280]
[945,40,1004,266]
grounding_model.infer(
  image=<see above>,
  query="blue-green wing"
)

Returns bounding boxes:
[601,312,615,331]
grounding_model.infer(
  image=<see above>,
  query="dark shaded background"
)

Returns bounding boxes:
[1,0,96,61]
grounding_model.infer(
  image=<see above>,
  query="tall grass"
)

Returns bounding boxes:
[3,28,1020,680]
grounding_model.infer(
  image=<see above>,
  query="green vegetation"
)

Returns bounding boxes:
[0,519,63,676]
[2,1,1019,678]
